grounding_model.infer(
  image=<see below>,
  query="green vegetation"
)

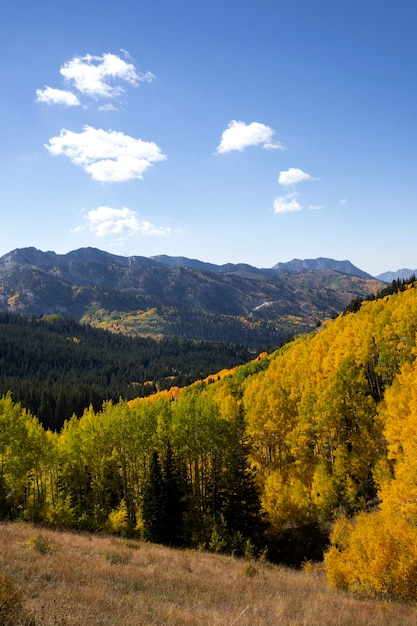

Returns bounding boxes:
[2,282,417,605]
[82,302,299,350]
[0,312,250,430]
[25,534,52,554]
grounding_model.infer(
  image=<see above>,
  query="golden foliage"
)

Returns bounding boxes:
[325,512,417,602]
[325,308,417,601]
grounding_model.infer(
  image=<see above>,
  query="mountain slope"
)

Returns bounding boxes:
[376,268,417,282]
[0,247,385,348]
[271,257,373,278]
[0,312,250,429]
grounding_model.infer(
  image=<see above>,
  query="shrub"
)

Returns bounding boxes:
[241,564,257,577]
[106,500,130,536]
[0,572,23,625]
[103,550,131,565]
[302,560,325,575]
[45,496,75,528]
[208,524,228,554]
[324,511,417,602]
[26,534,51,554]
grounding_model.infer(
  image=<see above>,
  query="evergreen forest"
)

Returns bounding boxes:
[3,282,417,602]
[0,312,250,430]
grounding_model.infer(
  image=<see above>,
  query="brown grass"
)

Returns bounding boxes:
[0,521,416,625]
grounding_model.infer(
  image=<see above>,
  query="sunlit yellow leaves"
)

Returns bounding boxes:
[211,383,240,422]
[325,309,417,600]
[378,359,417,524]
[262,470,312,530]
[325,511,417,602]
[245,371,296,474]
[310,463,338,522]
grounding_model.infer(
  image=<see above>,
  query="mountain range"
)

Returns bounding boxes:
[149,254,374,278]
[0,247,387,349]
[376,268,417,282]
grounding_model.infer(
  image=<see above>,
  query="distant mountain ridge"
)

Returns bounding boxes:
[376,268,417,282]
[2,247,375,278]
[150,254,373,278]
[0,247,386,349]
[271,257,373,278]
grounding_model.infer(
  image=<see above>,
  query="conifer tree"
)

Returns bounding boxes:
[222,409,265,548]
[142,445,187,546]
[161,442,187,546]
[142,451,165,544]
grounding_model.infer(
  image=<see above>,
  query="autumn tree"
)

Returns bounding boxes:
[325,350,417,601]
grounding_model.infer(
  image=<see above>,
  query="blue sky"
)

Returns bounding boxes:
[1,1,416,276]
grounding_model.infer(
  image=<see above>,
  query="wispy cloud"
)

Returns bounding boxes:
[80,206,171,238]
[98,103,117,112]
[45,125,167,182]
[216,120,285,153]
[278,167,313,186]
[35,86,81,106]
[273,193,302,214]
[36,51,153,107]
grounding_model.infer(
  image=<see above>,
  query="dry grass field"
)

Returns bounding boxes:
[1,522,416,625]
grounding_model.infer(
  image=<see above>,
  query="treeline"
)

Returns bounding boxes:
[0,376,267,559]
[3,283,417,585]
[0,312,251,430]
[84,304,294,352]
[343,274,416,314]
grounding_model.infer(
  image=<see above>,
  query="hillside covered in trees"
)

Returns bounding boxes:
[2,282,417,601]
[0,312,250,430]
[0,247,385,349]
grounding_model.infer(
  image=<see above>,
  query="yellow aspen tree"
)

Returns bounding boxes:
[379,359,417,523]
[325,511,417,601]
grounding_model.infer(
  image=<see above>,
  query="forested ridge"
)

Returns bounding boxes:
[0,312,250,430]
[0,247,385,349]
[3,283,417,602]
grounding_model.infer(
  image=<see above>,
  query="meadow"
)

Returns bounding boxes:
[1,522,416,626]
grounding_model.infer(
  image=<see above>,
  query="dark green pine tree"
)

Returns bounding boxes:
[223,410,265,549]
[142,445,187,546]
[161,442,187,547]
[142,451,165,544]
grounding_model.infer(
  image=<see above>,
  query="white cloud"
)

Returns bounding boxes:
[85,206,171,237]
[278,167,313,186]
[98,103,117,112]
[308,204,323,210]
[60,52,153,98]
[216,120,284,153]
[35,52,153,108]
[273,193,302,214]
[263,142,284,151]
[35,86,80,106]
[339,198,348,204]
[45,125,167,182]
